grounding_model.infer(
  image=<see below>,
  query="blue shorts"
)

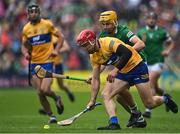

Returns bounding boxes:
[116,61,149,86]
[31,62,53,75]
[54,63,63,74]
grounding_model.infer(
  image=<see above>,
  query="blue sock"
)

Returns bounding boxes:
[163,95,168,104]
[110,116,118,124]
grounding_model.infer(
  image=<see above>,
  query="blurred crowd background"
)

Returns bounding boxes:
[0,0,180,87]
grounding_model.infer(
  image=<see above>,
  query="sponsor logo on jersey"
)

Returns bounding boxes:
[28,33,51,45]
[127,31,134,38]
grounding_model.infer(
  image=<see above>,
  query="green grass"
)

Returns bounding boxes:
[0,87,180,133]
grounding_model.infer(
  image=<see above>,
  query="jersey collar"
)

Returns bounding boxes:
[146,25,158,31]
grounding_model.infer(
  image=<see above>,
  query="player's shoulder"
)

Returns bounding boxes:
[117,25,131,32]
[99,37,122,46]
[22,22,31,33]
[99,36,118,42]
[41,18,54,26]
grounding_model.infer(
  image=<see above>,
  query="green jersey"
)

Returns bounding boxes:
[138,26,170,65]
[99,25,146,61]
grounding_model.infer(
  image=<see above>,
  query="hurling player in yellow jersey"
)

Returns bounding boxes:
[38,33,75,115]
[21,4,64,123]
[87,10,147,128]
[53,35,75,102]
[76,29,178,130]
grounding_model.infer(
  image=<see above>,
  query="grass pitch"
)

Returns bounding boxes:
[0,71,180,133]
[0,89,180,133]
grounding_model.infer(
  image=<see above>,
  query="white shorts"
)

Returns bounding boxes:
[148,63,166,73]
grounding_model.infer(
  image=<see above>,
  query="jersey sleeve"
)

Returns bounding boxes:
[48,20,59,36]
[163,30,172,42]
[22,27,27,43]
[106,38,124,53]
[90,55,100,69]
[121,26,135,41]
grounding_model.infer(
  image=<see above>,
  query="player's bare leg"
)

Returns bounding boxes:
[32,76,64,123]
[116,89,131,113]
[32,75,57,123]
[38,79,64,116]
[32,76,53,115]
[150,71,165,95]
[143,71,169,118]
[97,79,128,130]
[136,81,178,113]
[57,78,75,102]
[116,89,146,128]
[41,78,64,115]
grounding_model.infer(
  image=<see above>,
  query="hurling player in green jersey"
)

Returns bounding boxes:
[138,11,175,118]
[87,10,147,128]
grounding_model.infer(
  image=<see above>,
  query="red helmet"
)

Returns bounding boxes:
[76,29,96,46]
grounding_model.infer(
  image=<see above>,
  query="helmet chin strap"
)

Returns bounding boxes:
[88,39,97,52]
[113,20,118,27]
[113,20,118,34]
[88,40,95,46]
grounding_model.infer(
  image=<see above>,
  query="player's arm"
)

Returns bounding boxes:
[124,27,145,51]
[87,65,101,108]
[130,35,145,51]
[107,45,132,82]
[21,31,31,60]
[54,31,64,53]
[162,37,175,57]
[86,65,105,84]
[59,39,71,53]
[50,23,64,56]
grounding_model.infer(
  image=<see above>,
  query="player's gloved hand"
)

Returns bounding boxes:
[87,100,96,110]
[86,75,92,84]
[107,68,118,83]
[25,53,30,60]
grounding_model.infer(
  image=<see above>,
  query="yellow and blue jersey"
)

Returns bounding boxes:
[52,35,63,65]
[22,18,58,64]
[90,37,142,73]
[52,35,64,74]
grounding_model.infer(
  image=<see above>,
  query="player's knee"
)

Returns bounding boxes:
[101,91,110,100]
[39,86,50,94]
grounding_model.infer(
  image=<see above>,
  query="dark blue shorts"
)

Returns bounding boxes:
[31,62,53,75]
[54,63,63,74]
[116,61,149,86]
